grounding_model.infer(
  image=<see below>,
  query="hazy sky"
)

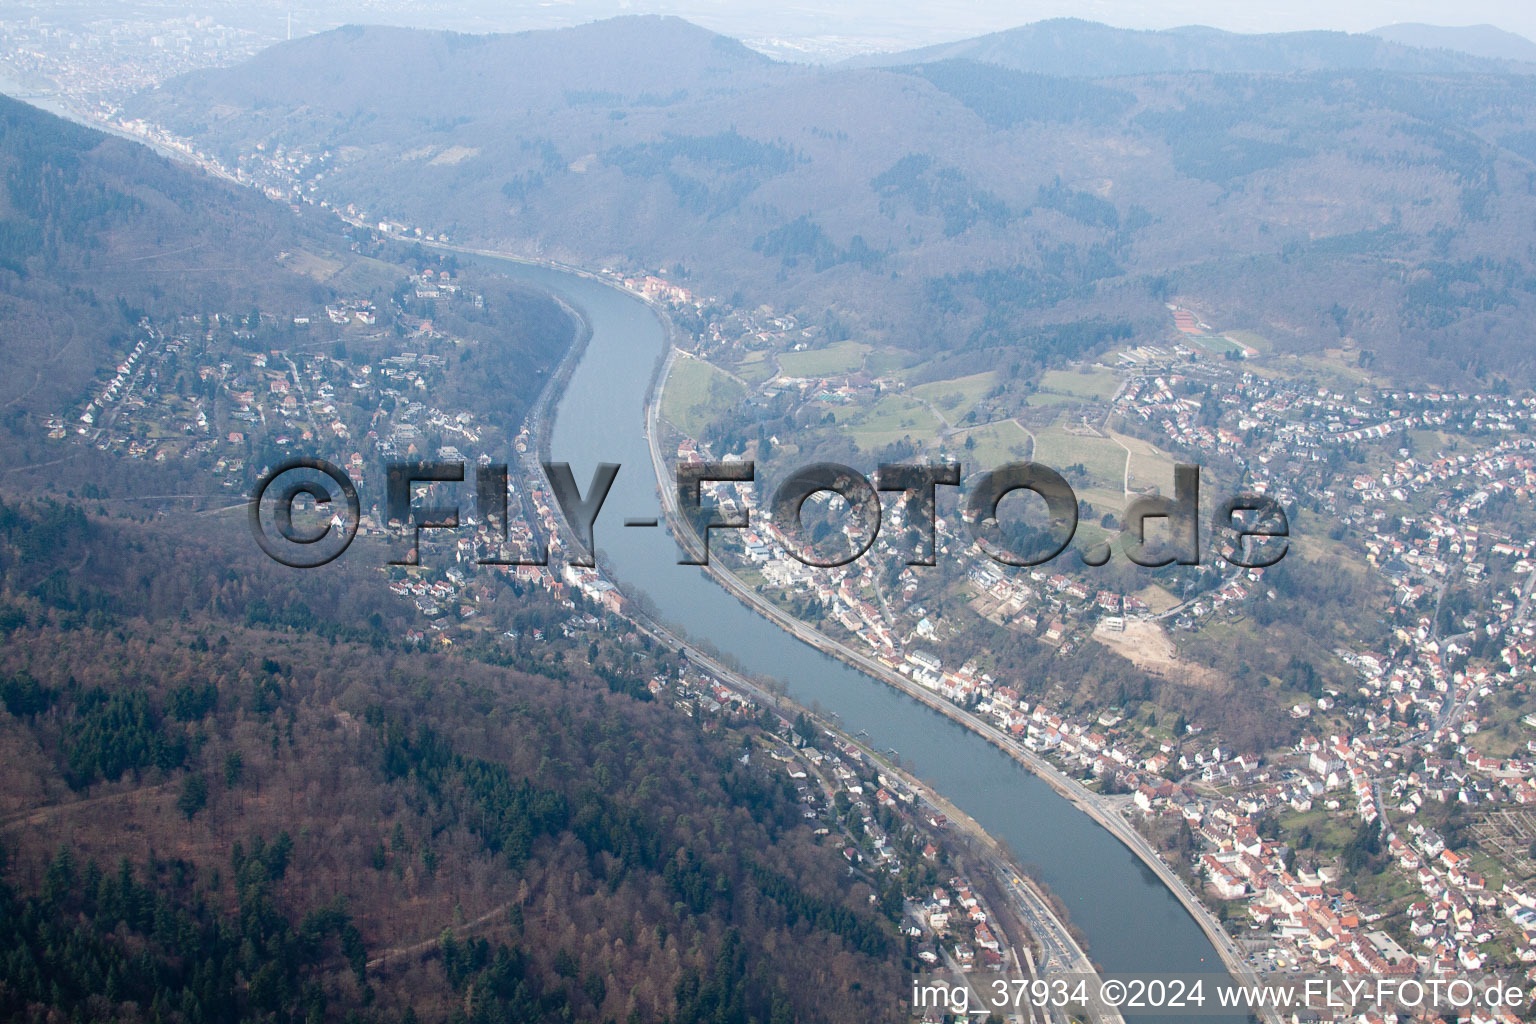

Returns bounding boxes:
[843,0,1536,35]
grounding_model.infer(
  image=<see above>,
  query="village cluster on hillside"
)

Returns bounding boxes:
[646,288,1536,984]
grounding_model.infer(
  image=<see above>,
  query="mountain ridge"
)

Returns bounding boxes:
[147,16,787,126]
[844,16,1536,76]
[1369,22,1536,64]
[126,16,1536,386]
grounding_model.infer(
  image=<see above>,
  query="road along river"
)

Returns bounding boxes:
[467,251,1251,1024]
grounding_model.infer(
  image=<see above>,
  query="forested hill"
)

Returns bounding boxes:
[0,82,916,1023]
[0,94,344,433]
[0,95,576,506]
[129,17,1536,385]
[140,17,787,126]
[0,491,909,1022]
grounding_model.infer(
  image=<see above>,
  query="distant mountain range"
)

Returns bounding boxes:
[1369,22,1536,65]
[845,17,1536,76]
[127,15,1536,384]
[145,17,785,119]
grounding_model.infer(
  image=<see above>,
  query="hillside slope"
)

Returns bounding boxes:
[0,95,577,508]
[128,18,1536,384]
[0,93,911,1023]
[0,95,337,428]
[0,499,907,1023]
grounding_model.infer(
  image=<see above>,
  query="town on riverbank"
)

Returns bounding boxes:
[36,78,1536,1022]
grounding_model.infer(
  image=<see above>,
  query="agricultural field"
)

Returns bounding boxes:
[909,371,998,424]
[732,348,779,385]
[830,392,942,451]
[1022,389,1084,408]
[1031,417,1129,500]
[1036,366,1122,402]
[662,354,747,437]
[1111,430,1179,495]
[777,339,870,377]
[951,419,1033,469]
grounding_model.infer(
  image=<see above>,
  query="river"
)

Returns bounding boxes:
[475,254,1247,1022]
